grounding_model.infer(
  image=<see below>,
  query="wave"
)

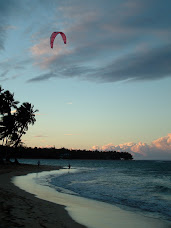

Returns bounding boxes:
[154,185,171,194]
[29,160,171,222]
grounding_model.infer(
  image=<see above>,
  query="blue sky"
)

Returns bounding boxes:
[0,0,171,159]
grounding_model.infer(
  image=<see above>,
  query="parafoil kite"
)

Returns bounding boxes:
[50,32,66,48]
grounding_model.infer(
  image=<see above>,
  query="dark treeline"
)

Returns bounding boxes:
[0,85,38,164]
[0,145,133,160]
[0,86,133,162]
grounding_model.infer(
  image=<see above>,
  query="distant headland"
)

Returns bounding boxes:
[0,145,133,161]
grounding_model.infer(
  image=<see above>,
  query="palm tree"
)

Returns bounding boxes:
[13,102,38,147]
[0,89,19,115]
[0,86,38,163]
[0,88,19,146]
[12,102,38,164]
[0,114,16,146]
[0,87,19,162]
[0,86,4,114]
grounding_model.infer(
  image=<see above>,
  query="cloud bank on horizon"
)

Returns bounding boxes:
[0,0,171,83]
[0,1,171,160]
[92,133,171,160]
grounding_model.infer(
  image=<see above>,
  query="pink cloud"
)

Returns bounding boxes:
[91,145,100,150]
[39,145,54,149]
[151,134,171,151]
[34,135,47,138]
[30,37,73,69]
[31,38,50,57]
[35,113,47,116]
[91,134,171,160]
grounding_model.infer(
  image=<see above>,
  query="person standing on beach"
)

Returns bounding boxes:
[37,160,40,167]
[68,163,71,169]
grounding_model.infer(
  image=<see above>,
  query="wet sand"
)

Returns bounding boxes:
[13,166,171,228]
[0,164,87,228]
[1,163,170,228]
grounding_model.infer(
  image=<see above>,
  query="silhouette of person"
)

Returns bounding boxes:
[38,160,40,167]
[68,163,71,169]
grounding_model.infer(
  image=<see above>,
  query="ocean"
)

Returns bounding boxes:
[17,159,171,224]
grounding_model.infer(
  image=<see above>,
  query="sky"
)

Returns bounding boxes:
[0,0,171,160]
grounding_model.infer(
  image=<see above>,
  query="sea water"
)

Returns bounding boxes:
[17,159,171,223]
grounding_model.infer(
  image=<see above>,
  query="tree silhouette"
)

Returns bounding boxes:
[0,86,38,163]
[13,102,38,146]
[0,87,19,161]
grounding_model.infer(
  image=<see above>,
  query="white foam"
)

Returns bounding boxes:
[12,170,170,228]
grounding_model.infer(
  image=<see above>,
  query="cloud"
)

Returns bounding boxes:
[121,0,171,31]
[31,38,51,57]
[39,145,54,149]
[34,135,47,138]
[0,57,30,81]
[35,113,47,116]
[28,43,171,83]
[91,44,171,83]
[91,134,171,160]
[0,1,12,50]
[0,0,26,51]
[0,0,52,76]
[2,25,17,30]
[30,38,73,70]
[1,0,171,83]
[0,70,9,78]
[27,0,171,83]
[27,72,57,82]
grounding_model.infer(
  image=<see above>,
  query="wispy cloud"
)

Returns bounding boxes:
[1,0,171,83]
[39,145,54,148]
[90,44,171,83]
[34,135,47,138]
[91,134,171,160]
[35,113,47,116]
[0,57,31,81]
[27,0,171,83]
[2,25,17,30]
[31,38,51,57]
[0,70,9,78]
[0,0,28,51]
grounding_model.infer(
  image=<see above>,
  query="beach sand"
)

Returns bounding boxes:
[1,164,170,228]
[12,165,171,228]
[0,164,87,228]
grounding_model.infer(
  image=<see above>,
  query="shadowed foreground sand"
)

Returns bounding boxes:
[0,164,87,228]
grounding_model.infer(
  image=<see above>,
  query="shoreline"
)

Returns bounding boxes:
[0,164,87,228]
[12,165,171,228]
[1,163,170,228]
